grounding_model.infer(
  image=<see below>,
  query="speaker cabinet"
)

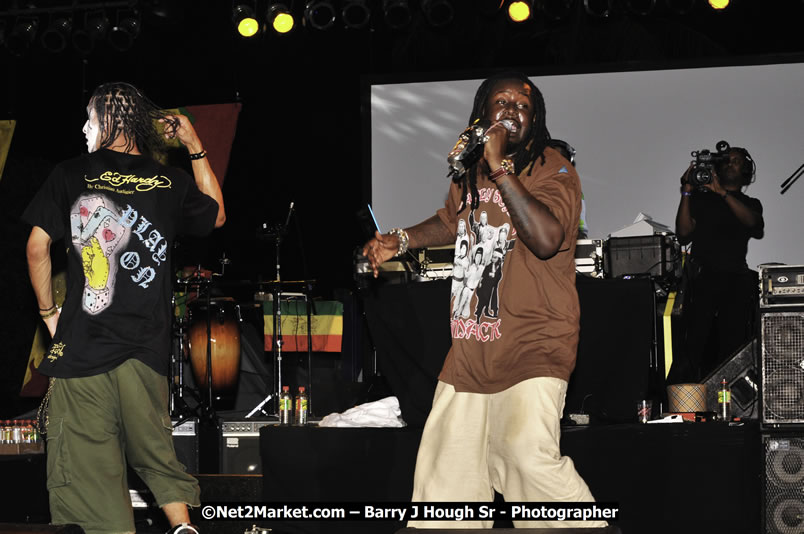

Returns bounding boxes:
[220,420,273,474]
[761,312,804,424]
[763,434,804,534]
[172,418,199,474]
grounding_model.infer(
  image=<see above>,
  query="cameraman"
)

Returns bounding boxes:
[668,146,764,384]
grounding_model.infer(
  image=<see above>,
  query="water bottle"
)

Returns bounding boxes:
[279,386,292,425]
[718,379,731,421]
[295,387,308,426]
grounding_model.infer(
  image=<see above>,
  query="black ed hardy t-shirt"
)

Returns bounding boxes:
[22,149,219,378]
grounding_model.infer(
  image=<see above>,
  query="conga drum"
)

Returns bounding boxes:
[188,297,241,401]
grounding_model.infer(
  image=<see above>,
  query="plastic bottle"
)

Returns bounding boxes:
[718,379,731,421]
[295,387,308,426]
[279,386,292,425]
[11,420,22,444]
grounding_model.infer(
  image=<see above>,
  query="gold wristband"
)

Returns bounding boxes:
[40,307,59,320]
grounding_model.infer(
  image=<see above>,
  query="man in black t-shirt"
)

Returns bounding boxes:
[668,146,763,384]
[24,82,225,534]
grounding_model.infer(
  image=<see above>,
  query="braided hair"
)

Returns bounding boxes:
[456,72,551,213]
[89,82,179,157]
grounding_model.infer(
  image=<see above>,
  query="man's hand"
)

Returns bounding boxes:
[700,168,727,197]
[160,115,204,154]
[680,163,695,193]
[362,231,400,278]
[43,310,60,338]
[482,121,510,171]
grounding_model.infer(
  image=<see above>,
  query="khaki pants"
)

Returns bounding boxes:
[46,358,200,534]
[409,377,606,529]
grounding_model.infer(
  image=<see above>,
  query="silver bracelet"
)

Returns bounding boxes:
[389,228,409,256]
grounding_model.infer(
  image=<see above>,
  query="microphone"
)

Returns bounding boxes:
[447,119,515,179]
[284,201,295,229]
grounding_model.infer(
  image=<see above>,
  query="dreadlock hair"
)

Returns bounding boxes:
[456,71,551,214]
[89,82,179,157]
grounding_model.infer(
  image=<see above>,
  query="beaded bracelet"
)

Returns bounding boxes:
[188,150,207,160]
[389,228,409,256]
[681,191,692,197]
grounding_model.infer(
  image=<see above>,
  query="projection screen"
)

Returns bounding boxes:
[369,61,804,269]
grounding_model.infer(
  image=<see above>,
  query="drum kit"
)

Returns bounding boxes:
[169,204,316,422]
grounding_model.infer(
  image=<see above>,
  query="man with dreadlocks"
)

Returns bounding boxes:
[23,82,224,534]
[364,72,605,529]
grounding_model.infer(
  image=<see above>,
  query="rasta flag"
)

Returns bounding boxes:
[155,103,241,187]
[263,300,343,353]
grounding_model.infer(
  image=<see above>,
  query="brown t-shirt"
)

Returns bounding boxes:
[437,147,581,393]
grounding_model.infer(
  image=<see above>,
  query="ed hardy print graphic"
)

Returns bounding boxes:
[71,195,129,314]
[450,188,515,343]
[70,184,173,315]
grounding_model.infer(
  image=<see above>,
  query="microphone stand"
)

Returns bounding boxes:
[781,162,804,195]
[246,203,294,419]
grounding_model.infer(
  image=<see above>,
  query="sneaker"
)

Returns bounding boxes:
[166,523,200,534]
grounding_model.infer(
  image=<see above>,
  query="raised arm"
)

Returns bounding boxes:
[483,123,564,259]
[162,115,226,228]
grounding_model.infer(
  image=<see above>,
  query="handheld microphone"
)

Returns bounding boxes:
[284,201,295,229]
[447,119,514,180]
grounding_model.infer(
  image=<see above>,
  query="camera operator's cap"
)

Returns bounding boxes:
[667,383,707,413]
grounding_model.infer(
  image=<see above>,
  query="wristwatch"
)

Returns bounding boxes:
[489,158,515,182]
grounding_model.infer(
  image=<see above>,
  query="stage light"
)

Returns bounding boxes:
[6,17,38,55]
[233,4,260,37]
[422,0,454,27]
[305,1,336,30]
[508,1,532,23]
[41,17,72,54]
[708,0,729,9]
[543,0,572,20]
[342,0,371,29]
[72,11,110,54]
[665,0,696,14]
[627,0,656,15]
[268,3,295,34]
[584,0,612,17]
[383,0,411,30]
[109,13,140,51]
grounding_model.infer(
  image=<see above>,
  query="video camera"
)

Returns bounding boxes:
[688,140,730,187]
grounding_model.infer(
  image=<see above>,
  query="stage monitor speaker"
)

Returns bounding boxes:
[701,338,758,417]
[762,433,804,534]
[760,311,804,425]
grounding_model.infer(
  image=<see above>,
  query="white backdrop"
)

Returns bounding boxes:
[369,62,804,269]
